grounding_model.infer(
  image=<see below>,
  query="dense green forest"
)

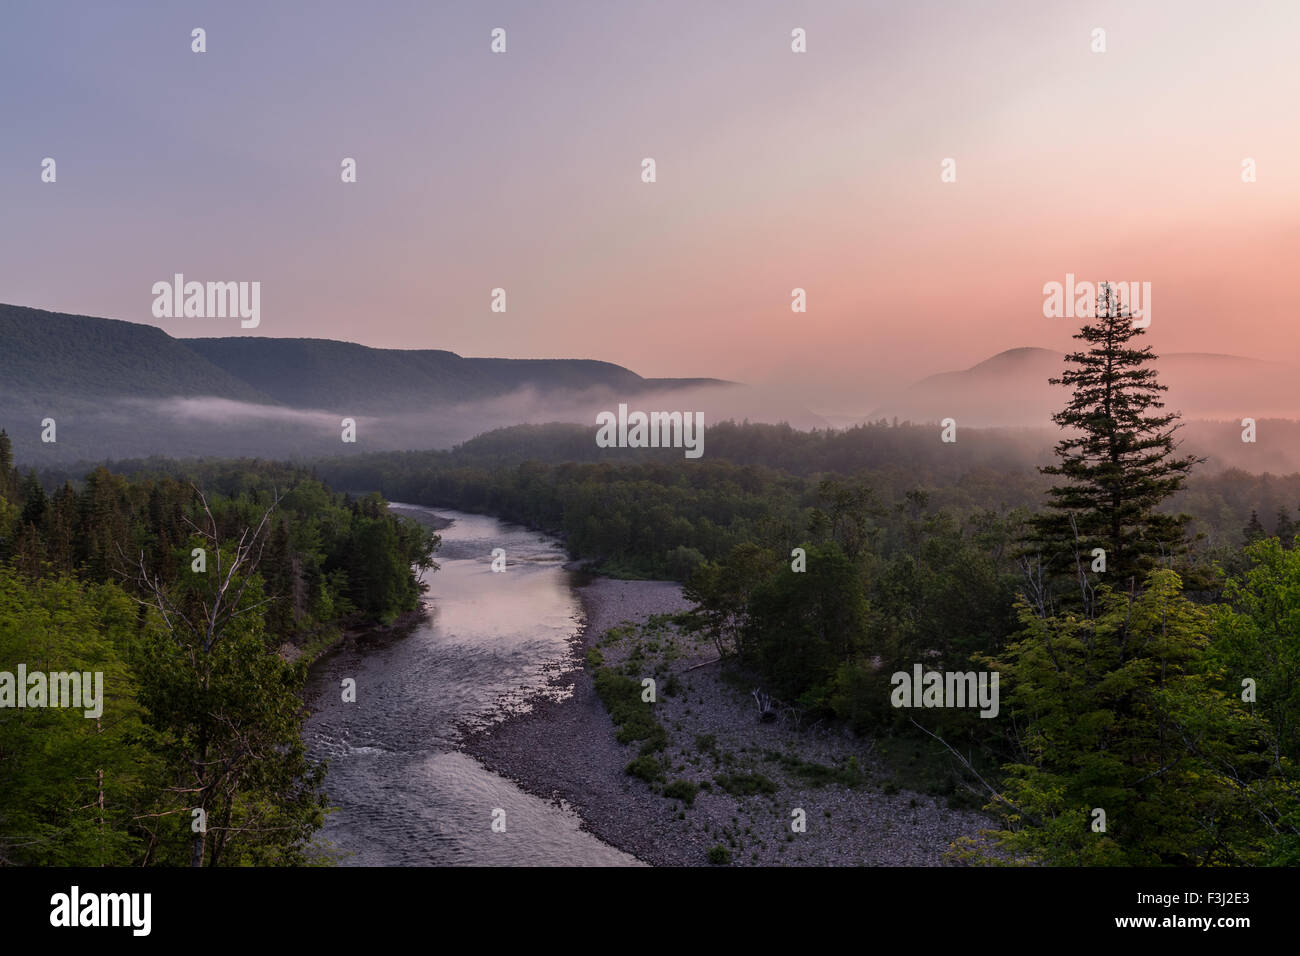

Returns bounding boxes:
[0,432,438,865]
[311,420,1299,585]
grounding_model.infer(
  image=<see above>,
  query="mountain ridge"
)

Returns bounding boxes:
[867,346,1300,426]
[0,303,732,412]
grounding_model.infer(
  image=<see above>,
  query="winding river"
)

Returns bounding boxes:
[304,505,639,866]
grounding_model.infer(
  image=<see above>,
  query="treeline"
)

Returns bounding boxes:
[1,448,435,629]
[0,429,438,866]
[311,422,1298,584]
[320,419,1056,482]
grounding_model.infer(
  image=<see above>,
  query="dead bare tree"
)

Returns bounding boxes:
[122,485,283,867]
[125,485,282,657]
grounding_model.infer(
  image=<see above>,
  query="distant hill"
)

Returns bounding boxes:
[181,337,711,412]
[0,304,276,403]
[0,303,733,463]
[867,347,1300,427]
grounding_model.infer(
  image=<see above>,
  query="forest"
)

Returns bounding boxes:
[0,441,437,865]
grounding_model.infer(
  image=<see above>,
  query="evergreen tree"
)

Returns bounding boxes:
[0,429,14,500]
[1030,284,1201,593]
[1243,509,1266,543]
[982,570,1253,865]
[1274,506,1296,549]
[18,471,47,531]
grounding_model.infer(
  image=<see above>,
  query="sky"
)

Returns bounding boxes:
[2,0,1298,415]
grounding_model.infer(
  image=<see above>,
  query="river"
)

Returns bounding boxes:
[304,505,640,866]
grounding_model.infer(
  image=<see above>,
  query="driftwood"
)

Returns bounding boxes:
[752,688,777,723]
[684,657,722,672]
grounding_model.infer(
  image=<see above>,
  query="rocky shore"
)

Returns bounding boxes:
[460,576,999,866]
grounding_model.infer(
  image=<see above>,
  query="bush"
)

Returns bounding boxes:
[593,668,668,753]
[767,752,861,788]
[626,755,664,782]
[714,772,778,797]
[707,844,732,865]
[663,780,699,806]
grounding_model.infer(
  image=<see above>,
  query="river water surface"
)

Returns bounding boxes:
[304,505,639,866]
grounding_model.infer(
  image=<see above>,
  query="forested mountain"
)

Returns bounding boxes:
[0,304,276,402]
[0,303,731,463]
[183,337,727,413]
[1,304,726,411]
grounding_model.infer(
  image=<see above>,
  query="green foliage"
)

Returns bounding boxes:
[1200,539,1300,863]
[0,447,438,866]
[0,459,436,635]
[663,779,700,806]
[714,772,778,797]
[706,844,732,865]
[312,423,1056,581]
[745,543,868,708]
[0,570,159,865]
[592,668,668,754]
[764,752,861,788]
[625,755,664,783]
[985,571,1253,865]
[134,566,327,866]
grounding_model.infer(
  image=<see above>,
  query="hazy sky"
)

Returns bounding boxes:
[2,0,1297,414]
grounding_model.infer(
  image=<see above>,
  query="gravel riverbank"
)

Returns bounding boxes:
[460,576,999,866]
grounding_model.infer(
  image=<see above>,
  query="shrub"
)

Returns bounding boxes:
[593,668,669,753]
[714,772,778,796]
[626,756,664,783]
[663,780,700,807]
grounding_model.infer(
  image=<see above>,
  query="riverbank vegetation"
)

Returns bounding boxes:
[0,440,437,866]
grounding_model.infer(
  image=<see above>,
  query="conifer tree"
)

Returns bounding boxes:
[1243,509,1266,543]
[1274,506,1295,549]
[0,429,14,499]
[1030,283,1201,592]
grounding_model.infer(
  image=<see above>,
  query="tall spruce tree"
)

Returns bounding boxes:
[1274,506,1295,548]
[1243,509,1266,543]
[1031,283,1201,591]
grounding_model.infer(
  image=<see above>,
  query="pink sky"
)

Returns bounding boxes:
[3,0,1297,415]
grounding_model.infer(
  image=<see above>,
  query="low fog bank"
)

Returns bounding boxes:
[867,350,1300,430]
[2,382,826,466]
[5,384,1297,478]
